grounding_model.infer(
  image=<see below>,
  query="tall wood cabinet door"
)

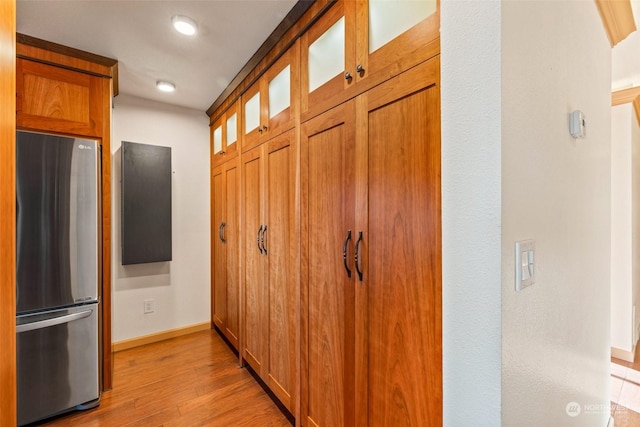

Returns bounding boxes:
[212,165,227,332]
[300,0,355,117]
[355,0,439,85]
[355,56,442,426]
[301,101,357,427]
[242,146,266,373]
[264,130,297,412]
[224,159,240,348]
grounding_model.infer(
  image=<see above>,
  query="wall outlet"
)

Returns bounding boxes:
[144,299,155,314]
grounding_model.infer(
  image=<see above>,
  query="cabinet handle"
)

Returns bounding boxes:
[343,230,352,278]
[257,225,264,254]
[220,222,227,243]
[354,231,363,281]
[262,225,268,255]
[262,125,268,132]
[258,127,263,134]
[356,64,365,75]
[345,71,352,81]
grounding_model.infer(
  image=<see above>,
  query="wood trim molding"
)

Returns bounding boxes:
[0,0,16,424]
[17,33,119,97]
[612,86,640,106]
[633,96,640,126]
[595,0,636,47]
[612,346,635,363]
[112,322,212,352]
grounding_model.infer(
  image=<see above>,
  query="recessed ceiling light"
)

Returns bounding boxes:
[172,15,197,36]
[156,81,176,92]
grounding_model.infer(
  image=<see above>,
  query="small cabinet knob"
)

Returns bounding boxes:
[356,64,365,75]
[258,127,263,134]
[262,125,268,131]
[345,71,352,81]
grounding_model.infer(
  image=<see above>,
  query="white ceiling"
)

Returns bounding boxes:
[16,0,298,113]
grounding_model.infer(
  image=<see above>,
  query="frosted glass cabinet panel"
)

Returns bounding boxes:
[269,65,291,119]
[226,113,237,146]
[369,0,437,53]
[308,17,345,93]
[213,125,222,154]
[245,92,261,134]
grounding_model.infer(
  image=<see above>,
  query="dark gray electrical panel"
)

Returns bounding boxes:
[121,141,172,265]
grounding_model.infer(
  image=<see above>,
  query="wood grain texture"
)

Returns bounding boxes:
[595,0,636,47]
[300,101,356,427]
[100,76,113,391]
[242,147,265,374]
[265,131,297,412]
[358,57,441,426]
[112,322,211,352]
[212,166,227,332]
[0,0,16,424]
[38,330,292,427]
[17,33,118,95]
[634,96,640,127]
[225,161,240,347]
[17,59,104,137]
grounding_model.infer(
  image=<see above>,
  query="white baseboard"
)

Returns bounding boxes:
[113,321,211,352]
[612,346,635,363]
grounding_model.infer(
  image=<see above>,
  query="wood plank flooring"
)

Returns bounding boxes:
[612,355,640,427]
[36,329,292,426]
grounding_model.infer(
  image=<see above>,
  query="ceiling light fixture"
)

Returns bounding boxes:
[172,15,197,36]
[156,81,176,93]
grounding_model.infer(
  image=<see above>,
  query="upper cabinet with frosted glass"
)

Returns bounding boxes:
[211,100,240,167]
[241,42,300,152]
[301,0,439,120]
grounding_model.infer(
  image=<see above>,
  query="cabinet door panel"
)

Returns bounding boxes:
[17,59,104,137]
[356,0,439,84]
[301,0,355,115]
[212,168,226,330]
[242,150,264,372]
[225,163,239,347]
[302,102,356,427]
[359,58,441,427]
[265,132,296,410]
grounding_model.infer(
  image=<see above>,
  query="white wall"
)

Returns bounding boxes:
[441,1,502,425]
[502,2,611,427]
[611,104,633,352]
[111,94,210,342]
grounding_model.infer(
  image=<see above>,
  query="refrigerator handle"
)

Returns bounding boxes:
[17,309,93,333]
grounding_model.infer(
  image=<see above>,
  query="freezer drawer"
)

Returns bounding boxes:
[17,303,100,426]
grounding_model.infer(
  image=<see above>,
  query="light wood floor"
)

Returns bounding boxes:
[37,329,292,426]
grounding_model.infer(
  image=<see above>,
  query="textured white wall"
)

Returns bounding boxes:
[441,1,502,425]
[111,94,210,342]
[502,1,611,426]
[611,104,633,352]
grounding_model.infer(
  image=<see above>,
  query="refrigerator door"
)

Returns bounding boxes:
[17,303,100,426]
[16,131,100,313]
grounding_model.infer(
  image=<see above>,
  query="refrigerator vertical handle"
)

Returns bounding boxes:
[16,309,93,333]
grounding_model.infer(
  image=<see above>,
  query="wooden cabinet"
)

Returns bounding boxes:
[241,130,297,412]
[241,43,299,152]
[211,101,239,167]
[300,0,439,119]
[212,158,240,349]
[301,57,442,426]
[16,58,105,138]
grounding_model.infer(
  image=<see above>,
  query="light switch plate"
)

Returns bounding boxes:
[515,240,535,291]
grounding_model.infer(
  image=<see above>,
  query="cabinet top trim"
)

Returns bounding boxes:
[206,0,335,119]
[17,33,119,97]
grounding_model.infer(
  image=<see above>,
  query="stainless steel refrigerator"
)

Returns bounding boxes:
[16,130,101,426]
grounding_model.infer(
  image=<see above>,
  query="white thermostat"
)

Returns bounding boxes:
[569,110,586,139]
